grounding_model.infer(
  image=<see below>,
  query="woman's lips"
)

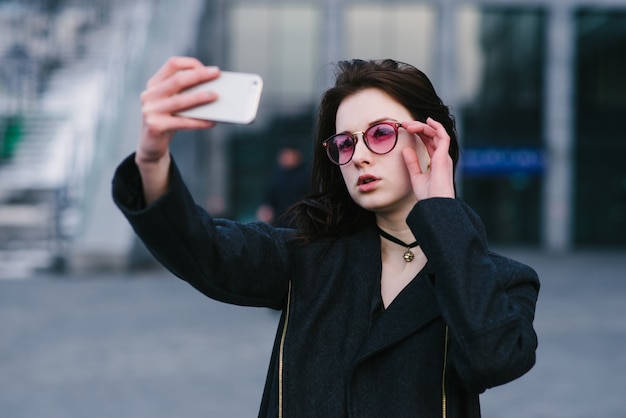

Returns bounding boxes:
[357,175,380,192]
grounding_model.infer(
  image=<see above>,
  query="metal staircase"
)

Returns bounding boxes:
[0,0,155,278]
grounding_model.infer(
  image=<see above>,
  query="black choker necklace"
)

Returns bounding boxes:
[377,226,418,262]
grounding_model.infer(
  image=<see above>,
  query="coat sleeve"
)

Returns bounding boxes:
[407,198,540,393]
[111,153,291,309]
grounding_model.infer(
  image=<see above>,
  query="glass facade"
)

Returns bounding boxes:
[4,0,626,275]
[575,10,626,246]
[230,4,320,102]
[459,7,546,244]
[227,4,322,220]
[204,1,626,247]
[345,4,435,74]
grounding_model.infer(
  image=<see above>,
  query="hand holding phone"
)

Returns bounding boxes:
[176,71,263,125]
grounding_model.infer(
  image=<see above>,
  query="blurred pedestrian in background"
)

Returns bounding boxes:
[256,144,311,227]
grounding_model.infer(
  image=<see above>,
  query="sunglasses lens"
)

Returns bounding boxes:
[327,134,355,165]
[324,123,398,165]
[365,123,397,154]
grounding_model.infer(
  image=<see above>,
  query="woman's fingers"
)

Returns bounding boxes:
[402,147,422,176]
[140,58,221,138]
[147,56,205,88]
[136,57,220,165]
[425,117,450,154]
[143,113,216,137]
[142,66,220,107]
[402,118,448,157]
[401,118,455,200]
[141,56,221,121]
[141,88,217,120]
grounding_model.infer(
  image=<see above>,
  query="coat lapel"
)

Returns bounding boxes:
[354,269,441,364]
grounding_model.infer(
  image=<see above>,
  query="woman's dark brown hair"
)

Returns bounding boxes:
[289,59,459,242]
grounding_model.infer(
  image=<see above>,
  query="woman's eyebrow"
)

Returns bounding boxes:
[337,117,398,134]
[369,117,396,126]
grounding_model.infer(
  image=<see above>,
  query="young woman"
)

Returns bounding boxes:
[113,56,539,417]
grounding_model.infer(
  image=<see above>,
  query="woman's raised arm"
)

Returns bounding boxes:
[136,56,220,204]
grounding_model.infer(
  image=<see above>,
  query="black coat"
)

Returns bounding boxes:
[113,154,540,418]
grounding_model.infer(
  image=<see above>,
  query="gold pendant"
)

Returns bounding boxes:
[403,249,415,262]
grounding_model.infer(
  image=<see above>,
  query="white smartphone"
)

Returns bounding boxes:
[177,71,263,124]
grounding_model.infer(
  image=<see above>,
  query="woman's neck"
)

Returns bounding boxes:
[375,214,416,245]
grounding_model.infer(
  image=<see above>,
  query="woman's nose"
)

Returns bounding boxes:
[350,133,371,165]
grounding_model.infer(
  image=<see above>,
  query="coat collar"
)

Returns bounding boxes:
[355,269,441,364]
[349,224,442,364]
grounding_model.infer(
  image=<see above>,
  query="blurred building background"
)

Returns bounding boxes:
[1,0,625,276]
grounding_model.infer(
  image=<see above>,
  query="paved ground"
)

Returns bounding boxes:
[1,249,625,418]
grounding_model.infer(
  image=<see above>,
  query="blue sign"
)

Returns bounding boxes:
[461,147,545,176]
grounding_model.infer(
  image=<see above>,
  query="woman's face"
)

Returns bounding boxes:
[335,88,429,218]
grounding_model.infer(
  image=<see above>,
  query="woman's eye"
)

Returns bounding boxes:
[370,126,393,140]
[337,137,355,151]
